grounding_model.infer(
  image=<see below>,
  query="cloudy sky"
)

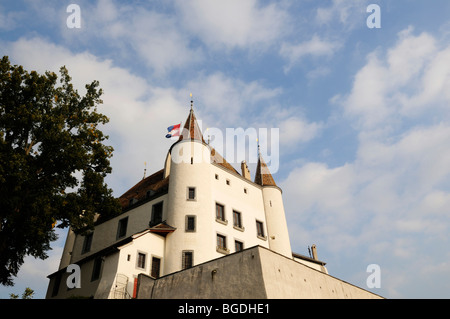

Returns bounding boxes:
[1,0,450,299]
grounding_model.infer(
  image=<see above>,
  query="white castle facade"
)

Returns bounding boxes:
[46,106,381,299]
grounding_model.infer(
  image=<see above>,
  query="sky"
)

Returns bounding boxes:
[1,0,450,299]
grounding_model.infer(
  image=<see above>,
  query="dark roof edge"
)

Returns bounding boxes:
[292,252,327,266]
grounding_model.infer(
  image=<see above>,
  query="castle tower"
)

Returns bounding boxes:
[255,149,292,258]
[163,105,216,274]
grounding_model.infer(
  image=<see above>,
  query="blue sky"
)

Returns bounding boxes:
[1,0,450,299]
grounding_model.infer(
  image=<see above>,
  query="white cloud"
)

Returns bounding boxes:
[0,5,25,30]
[284,123,450,241]
[337,28,450,130]
[278,116,323,145]
[282,124,450,296]
[3,37,190,194]
[58,0,203,76]
[185,72,283,126]
[316,0,369,29]
[280,28,450,297]
[251,105,323,149]
[3,36,309,191]
[175,0,289,50]
[280,35,341,73]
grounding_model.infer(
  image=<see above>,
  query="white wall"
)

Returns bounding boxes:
[69,194,168,265]
[262,186,292,258]
[105,232,165,298]
[210,164,270,256]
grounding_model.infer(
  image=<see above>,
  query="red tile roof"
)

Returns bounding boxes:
[119,169,169,209]
[254,154,277,187]
[178,108,205,143]
[210,147,239,174]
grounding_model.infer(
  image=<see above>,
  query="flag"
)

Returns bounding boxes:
[166,123,181,138]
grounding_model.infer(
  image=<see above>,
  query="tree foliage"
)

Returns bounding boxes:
[9,287,35,299]
[0,56,121,286]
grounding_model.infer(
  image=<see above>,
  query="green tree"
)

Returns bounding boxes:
[0,56,121,286]
[9,287,35,299]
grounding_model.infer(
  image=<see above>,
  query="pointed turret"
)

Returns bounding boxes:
[178,99,205,143]
[255,146,292,258]
[254,150,277,187]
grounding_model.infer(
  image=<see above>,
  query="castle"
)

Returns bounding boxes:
[46,103,382,299]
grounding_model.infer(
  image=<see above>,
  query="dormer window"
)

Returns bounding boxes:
[117,217,128,239]
[129,198,138,206]
[81,232,93,254]
[150,202,163,226]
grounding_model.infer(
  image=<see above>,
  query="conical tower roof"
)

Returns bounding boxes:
[175,102,239,175]
[178,104,205,143]
[254,149,277,187]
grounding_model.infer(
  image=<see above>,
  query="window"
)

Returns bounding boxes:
[137,252,146,269]
[216,234,229,254]
[216,203,225,221]
[187,187,196,200]
[129,198,139,207]
[117,217,128,239]
[235,240,244,252]
[215,174,219,180]
[233,210,243,230]
[185,215,196,232]
[150,202,163,226]
[244,188,247,194]
[51,273,62,297]
[91,257,103,281]
[217,234,226,250]
[81,232,93,254]
[182,251,193,269]
[226,179,230,185]
[151,257,161,278]
[256,220,265,239]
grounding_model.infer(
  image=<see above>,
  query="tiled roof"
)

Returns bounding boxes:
[254,154,277,187]
[210,147,239,174]
[178,108,205,143]
[149,221,177,237]
[119,169,169,209]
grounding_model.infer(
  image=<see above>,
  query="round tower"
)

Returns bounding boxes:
[163,108,216,275]
[262,186,292,258]
[255,152,292,258]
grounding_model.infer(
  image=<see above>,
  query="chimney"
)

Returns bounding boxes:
[241,161,251,180]
[311,244,318,260]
